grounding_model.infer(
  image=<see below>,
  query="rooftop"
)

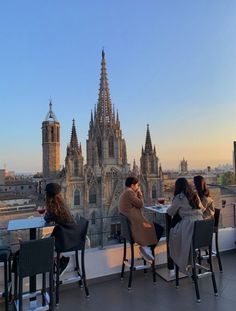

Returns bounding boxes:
[50,251,236,311]
[1,252,235,311]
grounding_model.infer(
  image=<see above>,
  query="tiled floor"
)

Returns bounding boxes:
[1,251,236,311]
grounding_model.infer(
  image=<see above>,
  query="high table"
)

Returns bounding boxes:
[8,217,54,301]
[145,205,186,281]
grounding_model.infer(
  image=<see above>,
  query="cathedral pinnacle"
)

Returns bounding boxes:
[70,119,79,150]
[96,49,113,128]
[144,124,153,154]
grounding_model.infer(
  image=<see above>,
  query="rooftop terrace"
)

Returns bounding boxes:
[0,251,235,311]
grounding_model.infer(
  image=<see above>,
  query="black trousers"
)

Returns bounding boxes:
[153,222,164,242]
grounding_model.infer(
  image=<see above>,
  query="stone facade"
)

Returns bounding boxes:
[42,103,60,179]
[139,124,162,205]
[41,50,163,246]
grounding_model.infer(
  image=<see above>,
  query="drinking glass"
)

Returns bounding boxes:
[37,206,46,221]
[157,197,165,205]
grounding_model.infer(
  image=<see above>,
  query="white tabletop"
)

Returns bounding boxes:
[145,204,170,214]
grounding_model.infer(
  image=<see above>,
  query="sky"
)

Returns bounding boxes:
[0,0,236,173]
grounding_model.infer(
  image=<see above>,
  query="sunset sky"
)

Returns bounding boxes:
[0,0,236,173]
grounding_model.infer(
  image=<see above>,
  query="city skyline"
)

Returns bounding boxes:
[0,1,236,173]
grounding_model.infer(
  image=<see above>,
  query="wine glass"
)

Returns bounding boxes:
[157,197,165,205]
[37,206,46,221]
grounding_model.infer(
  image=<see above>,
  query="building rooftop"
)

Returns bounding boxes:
[0,193,29,200]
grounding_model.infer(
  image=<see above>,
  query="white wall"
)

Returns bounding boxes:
[0,228,235,295]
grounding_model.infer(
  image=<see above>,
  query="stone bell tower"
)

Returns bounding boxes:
[42,101,60,179]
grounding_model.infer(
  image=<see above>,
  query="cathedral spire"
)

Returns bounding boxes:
[90,110,94,127]
[70,119,79,149]
[144,124,152,154]
[96,49,113,128]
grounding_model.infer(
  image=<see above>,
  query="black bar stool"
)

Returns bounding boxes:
[52,216,89,305]
[0,244,12,311]
[175,219,218,302]
[213,208,223,271]
[13,237,55,311]
[119,214,156,289]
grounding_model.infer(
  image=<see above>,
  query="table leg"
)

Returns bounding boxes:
[165,214,174,270]
[155,213,186,281]
[29,228,36,302]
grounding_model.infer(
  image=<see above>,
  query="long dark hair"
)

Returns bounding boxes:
[174,178,200,209]
[194,175,210,199]
[46,193,73,224]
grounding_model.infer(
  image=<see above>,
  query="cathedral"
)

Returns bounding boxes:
[41,50,163,246]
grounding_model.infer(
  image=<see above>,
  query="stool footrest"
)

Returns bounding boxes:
[124,260,151,270]
[197,271,212,279]
[15,291,50,311]
[60,275,82,285]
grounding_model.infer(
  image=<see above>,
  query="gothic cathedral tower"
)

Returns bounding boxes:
[65,119,84,179]
[42,102,60,179]
[140,124,162,204]
[86,50,128,174]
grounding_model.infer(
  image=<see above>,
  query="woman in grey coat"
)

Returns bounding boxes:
[167,178,204,272]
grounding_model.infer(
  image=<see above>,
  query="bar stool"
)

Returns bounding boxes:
[52,216,89,305]
[119,214,156,289]
[199,209,223,272]
[213,208,223,271]
[13,237,55,311]
[0,244,12,311]
[175,219,218,302]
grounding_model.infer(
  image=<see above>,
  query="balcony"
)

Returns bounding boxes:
[1,251,235,311]
[0,209,235,310]
[52,252,236,311]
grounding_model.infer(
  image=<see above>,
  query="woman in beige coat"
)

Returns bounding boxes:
[167,178,204,272]
[119,177,160,262]
[194,175,215,219]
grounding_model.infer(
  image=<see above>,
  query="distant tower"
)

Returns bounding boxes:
[140,124,159,175]
[87,49,128,172]
[65,119,84,178]
[42,101,60,178]
[140,124,161,204]
[132,159,139,177]
[180,158,188,174]
[233,141,236,176]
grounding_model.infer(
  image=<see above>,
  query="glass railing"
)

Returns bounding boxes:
[0,210,167,250]
[0,204,235,251]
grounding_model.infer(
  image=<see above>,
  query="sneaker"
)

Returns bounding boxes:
[59,256,70,277]
[139,246,154,263]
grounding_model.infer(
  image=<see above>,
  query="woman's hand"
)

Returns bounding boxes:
[136,188,143,198]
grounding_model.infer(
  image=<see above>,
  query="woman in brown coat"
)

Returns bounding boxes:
[119,176,162,262]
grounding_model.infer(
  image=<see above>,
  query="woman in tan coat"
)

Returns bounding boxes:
[119,176,162,262]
